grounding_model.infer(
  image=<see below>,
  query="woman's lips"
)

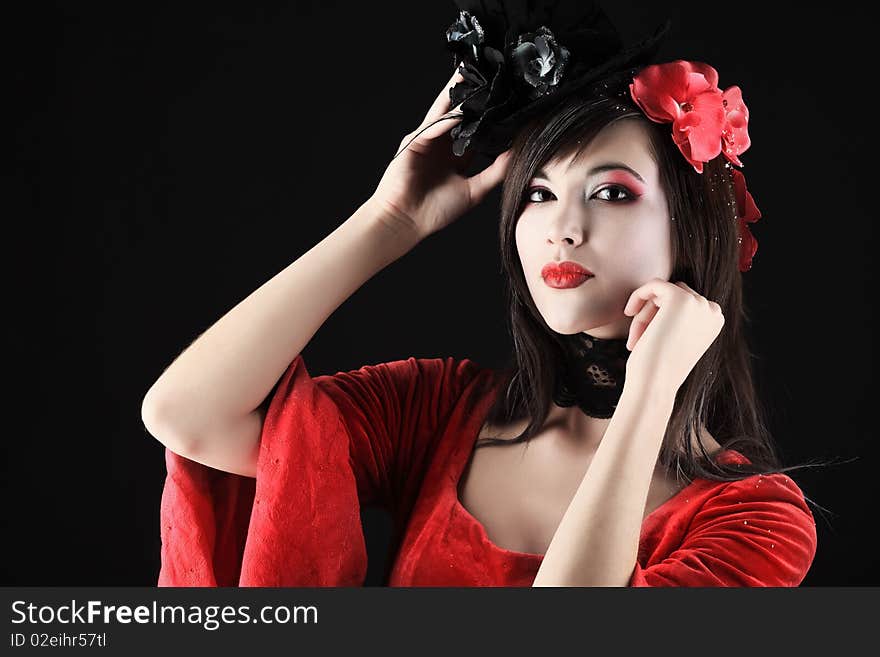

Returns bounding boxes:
[543,272,593,289]
[541,261,594,288]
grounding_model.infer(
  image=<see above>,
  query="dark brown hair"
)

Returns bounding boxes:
[474,84,831,508]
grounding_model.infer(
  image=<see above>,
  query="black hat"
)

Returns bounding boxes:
[444,0,671,158]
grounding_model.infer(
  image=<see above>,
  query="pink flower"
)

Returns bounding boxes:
[720,86,751,166]
[629,60,726,173]
[732,168,761,272]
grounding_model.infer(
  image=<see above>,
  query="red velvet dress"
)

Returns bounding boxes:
[157,354,818,587]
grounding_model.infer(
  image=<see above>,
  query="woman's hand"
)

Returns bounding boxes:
[367,67,513,242]
[622,278,725,392]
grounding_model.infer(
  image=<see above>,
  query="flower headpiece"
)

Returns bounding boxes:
[628,59,759,271]
[438,0,761,272]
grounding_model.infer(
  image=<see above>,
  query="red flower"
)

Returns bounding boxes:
[732,168,761,272]
[629,60,726,173]
[720,86,751,166]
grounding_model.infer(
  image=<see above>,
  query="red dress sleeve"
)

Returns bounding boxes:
[312,355,486,521]
[628,473,818,587]
[159,354,367,586]
[157,352,486,587]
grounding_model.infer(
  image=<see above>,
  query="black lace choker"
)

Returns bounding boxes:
[552,332,631,419]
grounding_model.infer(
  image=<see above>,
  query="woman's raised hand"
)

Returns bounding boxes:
[623,279,725,392]
[367,67,513,242]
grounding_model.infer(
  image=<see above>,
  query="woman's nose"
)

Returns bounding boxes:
[546,212,585,246]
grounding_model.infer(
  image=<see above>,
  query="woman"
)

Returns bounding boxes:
[145,1,818,587]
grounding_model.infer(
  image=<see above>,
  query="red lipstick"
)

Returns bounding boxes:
[541,261,594,289]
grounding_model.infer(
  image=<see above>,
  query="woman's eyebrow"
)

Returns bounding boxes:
[534,162,645,183]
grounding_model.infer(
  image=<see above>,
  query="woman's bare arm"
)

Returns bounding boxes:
[141,198,422,477]
[531,378,676,586]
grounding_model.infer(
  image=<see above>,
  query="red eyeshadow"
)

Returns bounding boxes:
[603,171,646,195]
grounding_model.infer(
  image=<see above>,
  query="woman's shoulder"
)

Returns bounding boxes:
[697,450,816,529]
[311,354,506,412]
[338,353,497,375]
[384,354,508,390]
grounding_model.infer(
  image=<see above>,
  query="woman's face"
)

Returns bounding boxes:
[515,118,673,339]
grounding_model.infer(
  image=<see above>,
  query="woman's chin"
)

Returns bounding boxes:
[541,310,625,338]
[541,314,594,336]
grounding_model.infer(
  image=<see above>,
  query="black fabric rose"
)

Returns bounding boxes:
[445,11,513,157]
[446,56,512,157]
[509,26,571,100]
[443,12,572,156]
[445,10,485,65]
[436,1,671,159]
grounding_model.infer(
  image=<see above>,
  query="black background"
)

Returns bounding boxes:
[8,1,875,585]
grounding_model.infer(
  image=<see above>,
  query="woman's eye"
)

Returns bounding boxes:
[525,187,552,203]
[524,185,633,204]
[594,185,633,202]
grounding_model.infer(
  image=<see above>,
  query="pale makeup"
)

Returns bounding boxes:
[515,118,673,340]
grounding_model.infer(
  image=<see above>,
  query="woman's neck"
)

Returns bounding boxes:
[552,331,631,419]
